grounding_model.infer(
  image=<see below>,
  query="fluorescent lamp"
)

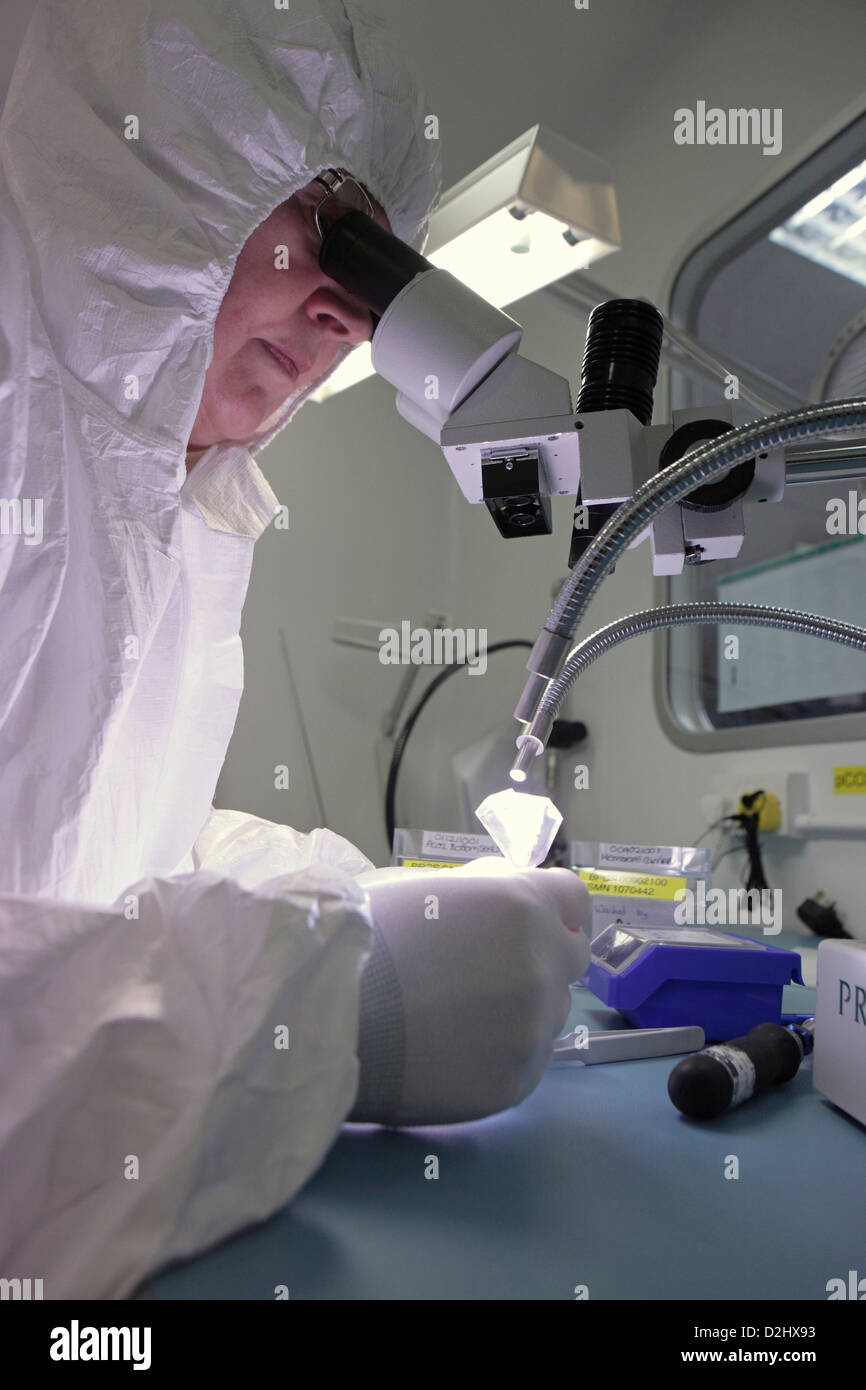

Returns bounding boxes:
[312,124,619,401]
[769,155,866,288]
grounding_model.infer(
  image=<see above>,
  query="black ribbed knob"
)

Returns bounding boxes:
[576,299,664,425]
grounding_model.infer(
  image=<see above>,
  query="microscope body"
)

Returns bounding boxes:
[372,259,787,572]
[319,207,787,576]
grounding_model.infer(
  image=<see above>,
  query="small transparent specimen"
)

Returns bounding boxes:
[475,788,563,868]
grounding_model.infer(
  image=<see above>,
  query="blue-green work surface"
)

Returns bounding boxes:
[147,930,864,1300]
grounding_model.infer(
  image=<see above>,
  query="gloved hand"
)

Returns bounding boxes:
[349,859,591,1126]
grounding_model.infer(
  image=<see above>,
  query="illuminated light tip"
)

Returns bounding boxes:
[511,732,544,784]
[475,788,563,869]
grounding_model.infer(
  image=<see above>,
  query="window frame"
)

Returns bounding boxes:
[653,102,866,752]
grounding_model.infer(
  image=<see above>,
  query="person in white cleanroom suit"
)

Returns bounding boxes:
[0,0,590,1298]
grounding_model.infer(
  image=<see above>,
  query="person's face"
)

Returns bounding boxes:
[188,172,391,449]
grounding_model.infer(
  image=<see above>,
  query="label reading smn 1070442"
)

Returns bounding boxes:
[577,870,688,900]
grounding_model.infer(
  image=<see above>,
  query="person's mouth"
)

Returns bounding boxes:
[259,340,310,379]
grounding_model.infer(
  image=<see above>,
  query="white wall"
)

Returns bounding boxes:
[218,0,866,935]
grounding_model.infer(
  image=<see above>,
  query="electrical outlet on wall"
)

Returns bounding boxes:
[702,770,808,839]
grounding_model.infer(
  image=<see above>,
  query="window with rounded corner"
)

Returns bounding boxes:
[656,104,866,753]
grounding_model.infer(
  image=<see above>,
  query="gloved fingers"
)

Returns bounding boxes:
[560,921,591,983]
[453,859,590,978]
[452,856,521,878]
[554,983,576,1038]
[355,866,417,889]
[360,860,515,887]
[521,866,592,933]
[454,858,588,932]
[525,869,591,982]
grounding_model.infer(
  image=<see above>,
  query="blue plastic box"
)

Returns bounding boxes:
[581,926,804,1042]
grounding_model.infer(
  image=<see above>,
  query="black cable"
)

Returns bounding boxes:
[700,811,746,877]
[710,836,747,874]
[695,812,741,848]
[384,640,533,850]
[694,816,726,847]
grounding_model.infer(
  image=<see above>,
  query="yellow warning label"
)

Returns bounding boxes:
[577,869,688,899]
[833,765,866,794]
[400,858,461,869]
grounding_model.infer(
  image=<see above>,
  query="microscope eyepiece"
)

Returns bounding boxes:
[318,209,432,318]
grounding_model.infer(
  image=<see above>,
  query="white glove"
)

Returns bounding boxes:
[349,859,591,1126]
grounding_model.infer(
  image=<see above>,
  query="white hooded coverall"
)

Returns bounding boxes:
[0,0,441,1297]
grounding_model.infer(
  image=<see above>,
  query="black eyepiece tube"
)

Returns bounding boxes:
[576,299,664,425]
[318,209,433,318]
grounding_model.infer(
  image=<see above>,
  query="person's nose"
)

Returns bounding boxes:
[306,282,376,346]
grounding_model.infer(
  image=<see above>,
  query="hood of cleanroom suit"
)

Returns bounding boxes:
[0,0,441,1297]
[1,0,440,902]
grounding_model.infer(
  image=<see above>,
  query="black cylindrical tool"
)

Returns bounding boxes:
[667,1020,815,1119]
